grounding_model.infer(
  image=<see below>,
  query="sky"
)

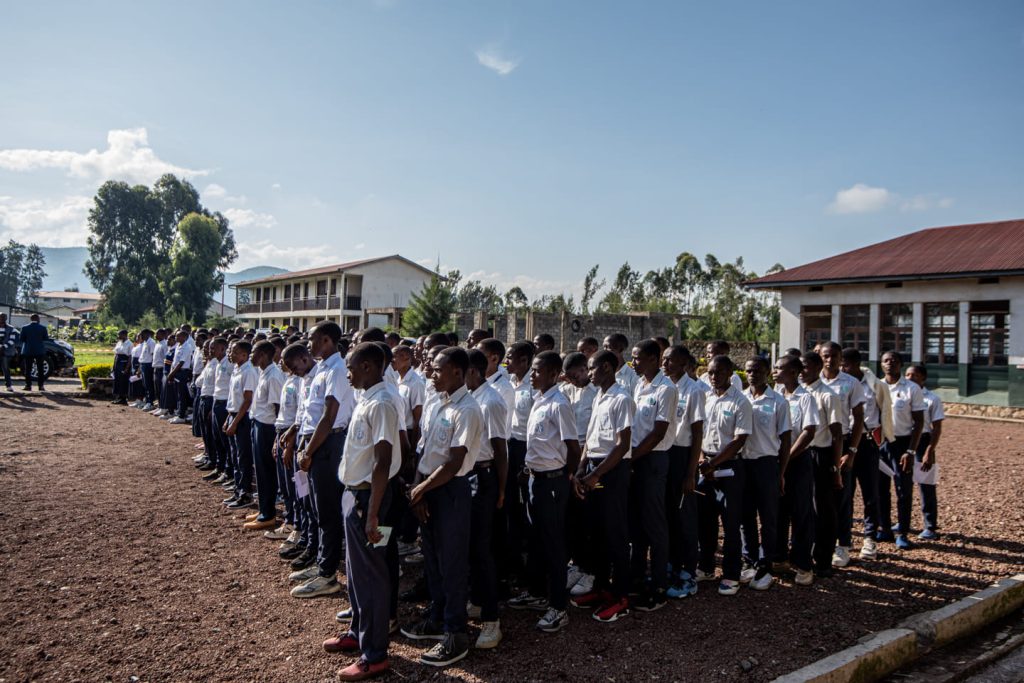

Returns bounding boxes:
[1,1,1023,299]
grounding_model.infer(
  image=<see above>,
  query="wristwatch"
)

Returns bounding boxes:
[848,446,858,455]
[904,450,916,457]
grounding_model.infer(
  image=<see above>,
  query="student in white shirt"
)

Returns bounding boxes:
[628,339,678,610]
[661,345,704,600]
[189,333,209,439]
[167,330,195,423]
[247,341,285,530]
[479,338,514,433]
[111,329,133,405]
[149,329,168,414]
[697,355,753,595]
[393,345,425,448]
[224,340,259,510]
[465,349,509,649]
[877,351,925,550]
[129,334,144,405]
[503,340,536,582]
[697,340,744,393]
[570,350,634,623]
[507,351,580,634]
[158,334,178,417]
[905,364,942,540]
[280,344,321,572]
[772,355,820,585]
[324,343,400,680]
[401,347,483,667]
[273,362,303,548]
[137,328,157,409]
[576,336,599,359]
[602,333,638,396]
[738,357,791,591]
[196,342,221,479]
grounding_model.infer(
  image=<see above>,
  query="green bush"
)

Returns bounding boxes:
[78,363,113,389]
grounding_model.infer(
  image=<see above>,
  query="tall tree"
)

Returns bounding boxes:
[159,213,229,323]
[20,245,47,305]
[401,267,458,336]
[580,264,605,315]
[503,286,528,311]
[0,241,47,306]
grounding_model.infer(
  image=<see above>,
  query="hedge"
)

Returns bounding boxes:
[78,363,113,390]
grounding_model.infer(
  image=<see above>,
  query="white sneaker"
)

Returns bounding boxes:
[168,416,189,424]
[290,575,342,598]
[739,567,757,584]
[264,523,294,540]
[397,541,418,556]
[718,579,740,596]
[466,602,482,620]
[832,546,851,568]
[404,552,424,565]
[150,408,164,415]
[569,573,594,596]
[536,608,568,633]
[751,572,774,591]
[475,620,502,649]
[695,568,716,582]
[794,569,814,586]
[141,402,153,411]
[288,565,320,583]
[280,529,301,547]
[565,563,583,590]
[860,538,877,560]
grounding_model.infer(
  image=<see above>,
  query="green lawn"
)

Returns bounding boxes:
[71,343,114,368]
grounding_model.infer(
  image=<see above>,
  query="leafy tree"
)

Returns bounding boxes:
[503,286,528,311]
[20,245,46,305]
[0,240,47,306]
[580,264,605,315]
[401,266,458,336]
[531,293,576,314]
[457,280,504,314]
[159,213,229,323]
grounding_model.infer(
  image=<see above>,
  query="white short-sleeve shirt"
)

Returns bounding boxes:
[526,385,578,472]
[472,381,510,464]
[252,363,285,425]
[275,374,301,430]
[418,385,484,477]
[886,377,926,437]
[585,383,634,460]
[741,385,791,459]
[488,370,515,434]
[293,365,320,429]
[859,375,881,431]
[339,381,402,487]
[227,360,259,413]
[921,388,944,434]
[783,385,821,437]
[199,362,216,398]
[615,363,639,397]
[300,352,355,435]
[562,382,598,445]
[510,370,535,441]
[632,371,678,452]
[139,337,156,364]
[804,379,842,448]
[398,369,426,429]
[212,356,232,401]
[173,336,195,370]
[701,385,753,455]
[673,374,706,448]
[821,371,867,436]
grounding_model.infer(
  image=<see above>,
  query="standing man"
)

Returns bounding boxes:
[504,341,536,582]
[247,340,285,530]
[602,333,637,396]
[111,329,133,405]
[167,330,195,425]
[0,313,19,391]
[19,313,48,391]
[138,329,157,410]
[878,351,925,550]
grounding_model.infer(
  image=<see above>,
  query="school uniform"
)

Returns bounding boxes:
[916,389,944,532]
[803,379,843,570]
[615,363,639,397]
[877,378,925,538]
[629,371,678,594]
[139,337,156,404]
[0,322,18,389]
[112,339,133,399]
[739,386,791,570]
[227,359,259,496]
[697,385,753,582]
[580,383,634,600]
[275,373,302,529]
[294,367,321,553]
[210,356,232,475]
[251,362,285,521]
[129,344,144,400]
[382,382,410,623]
[339,381,402,665]
[667,374,706,583]
[821,371,867,552]
[172,336,195,418]
[418,384,483,635]
[197,362,217,468]
[152,339,167,406]
[776,386,821,571]
[469,381,509,623]
[190,349,206,435]
[838,373,883,545]
[299,352,355,578]
[398,369,426,431]
[161,343,178,413]
[505,370,535,576]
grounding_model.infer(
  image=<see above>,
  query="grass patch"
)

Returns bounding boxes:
[71,342,114,368]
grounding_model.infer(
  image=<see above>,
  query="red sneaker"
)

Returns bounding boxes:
[338,658,389,681]
[323,633,359,654]
[570,589,611,609]
[593,597,630,623]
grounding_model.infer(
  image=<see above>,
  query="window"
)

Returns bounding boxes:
[316,280,328,297]
[330,278,337,296]
[925,303,958,364]
[840,305,870,354]
[255,288,262,302]
[970,300,1009,366]
[880,303,912,357]
[802,305,831,352]
[303,283,309,298]
[284,284,291,300]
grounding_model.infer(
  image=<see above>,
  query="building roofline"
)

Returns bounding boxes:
[230,254,439,288]
[744,268,1024,290]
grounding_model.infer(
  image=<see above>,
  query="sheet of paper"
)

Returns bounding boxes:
[372,525,392,548]
[294,470,310,498]
[129,375,141,383]
[913,461,939,485]
[878,459,895,478]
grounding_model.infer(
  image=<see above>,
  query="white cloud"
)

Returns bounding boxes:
[464,269,580,301]
[827,183,894,214]
[223,207,276,230]
[235,240,341,271]
[0,194,92,246]
[900,194,955,212]
[271,183,281,190]
[204,183,227,198]
[0,128,207,185]
[475,46,520,76]
[353,242,366,250]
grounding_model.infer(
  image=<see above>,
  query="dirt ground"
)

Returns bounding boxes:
[1,379,1023,682]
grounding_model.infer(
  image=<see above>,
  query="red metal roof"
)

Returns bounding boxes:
[233,255,437,287]
[746,218,1024,288]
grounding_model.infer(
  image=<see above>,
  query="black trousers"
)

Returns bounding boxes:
[176,374,192,418]
[499,438,528,578]
[629,450,670,591]
[344,487,392,664]
[878,435,914,536]
[211,400,230,473]
[777,453,815,571]
[697,463,746,581]
[811,446,839,571]
[113,354,131,398]
[526,472,570,610]
[140,362,155,404]
[581,458,631,598]
[469,465,500,621]
[838,436,881,545]
[309,430,346,577]
[666,445,699,576]
[740,456,780,568]
[421,476,472,633]
[251,420,279,521]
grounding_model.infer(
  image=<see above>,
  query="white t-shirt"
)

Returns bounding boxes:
[673,374,706,448]
[300,352,355,435]
[227,360,259,414]
[212,356,232,401]
[472,381,510,464]
[821,371,867,436]
[275,374,302,430]
[339,382,402,486]
[632,371,678,452]
[252,363,285,425]
[418,385,484,478]
[702,385,753,456]
[526,385,577,472]
[804,379,842,448]
[741,386,791,459]
[886,377,926,438]
[585,383,634,460]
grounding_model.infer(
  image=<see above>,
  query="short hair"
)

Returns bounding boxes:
[399,338,414,347]
[746,356,769,372]
[709,354,735,373]
[653,336,671,352]
[534,333,555,349]
[591,349,618,371]
[604,333,629,353]
[634,338,661,359]
[282,342,311,363]
[359,327,386,343]
[350,341,385,371]
[882,350,903,364]
[841,347,862,364]
[534,350,563,374]
[578,336,599,349]
[30,314,39,322]
[800,351,823,369]
[446,332,459,346]
[270,336,287,350]
[310,321,342,344]
[478,338,506,360]
[425,332,449,349]
[118,329,128,336]
[467,348,489,376]
[140,328,153,338]
[820,340,842,354]
[252,340,275,360]
[784,348,802,359]
[562,351,587,372]
[287,334,302,344]
[338,337,352,357]
[386,332,402,345]
[233,340,253,355]
[509,340,535,363]
[468,328,489,341]
[779,355,803,373]
[437,346,469,374]
[212,336,228,349]
[667,344,692,361]
[708,339,730,354]
[372,340,393,365]
[907,363,927,378]
[253,332,267,342]
[393,344,413,358]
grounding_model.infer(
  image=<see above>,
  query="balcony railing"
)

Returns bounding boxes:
[344,296,361,310]
[237,297,351,316]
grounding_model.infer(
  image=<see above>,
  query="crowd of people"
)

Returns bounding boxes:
[110,322,944,681]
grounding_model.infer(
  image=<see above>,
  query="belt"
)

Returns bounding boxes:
[528,468,565,479]
[473,462,493,472]
[347,482,371,491]
[330,426,347,434]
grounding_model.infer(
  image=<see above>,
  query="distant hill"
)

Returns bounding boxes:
[39,247,287,293]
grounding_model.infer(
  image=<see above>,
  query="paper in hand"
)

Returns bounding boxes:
[878,460,895,479]
[372,526,392,548]
[913,461,939,485]
[294,470,310,498]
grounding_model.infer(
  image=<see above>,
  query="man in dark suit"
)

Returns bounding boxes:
[0,312,18,391]
[19,314,49,391]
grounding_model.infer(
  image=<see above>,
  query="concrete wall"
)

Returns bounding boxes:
[346,259,433,310]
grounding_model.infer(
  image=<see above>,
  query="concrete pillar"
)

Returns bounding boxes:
[830,304,841,342]
[958,301,971,397]
[559,309,569,353]
[911,302,924,363]
[868,304,881,363]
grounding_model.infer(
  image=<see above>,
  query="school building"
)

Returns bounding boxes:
[745,218,1024,409]
[231,254,436,332]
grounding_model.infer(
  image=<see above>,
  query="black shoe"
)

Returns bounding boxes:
[280,543,306,560]
[222,494,239,505]
[400,581,430,603]
[420,632,470,667]
[290,548,316,570]
[226,494,254,509]
[814,568,834,579]
[633,589,667,612]
[197,461,216,471]
[202,469,221,481]
[400,618,445,641]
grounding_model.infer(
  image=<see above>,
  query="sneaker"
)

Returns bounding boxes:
[141,402,153,411]
[750,569,774,591]
[569,573,594,597]
[400,618,444,641]
[832,546,851,568]
[718,579,740,596]
[420,632,469,667]
[337,658,389,681]
[264,523,294,540]
[666,574,698,599]
[917,528,939,541]
[739,567,757,584]
[592,597,630,623]
[403,552,424,565]
[695,568,716,582]
[222,494,239,505]
[226,495,254,509]
[323,633,359,653]
[633,589,667,612]
[290,549,316,570]
[507,592,548,611]
[280,543,305,561]
[150,408,164,415]
[475,620,502,649]
[291,575,342,598]
[536,608,569,633]
[168,416,189,424]
[570,589,611,609]
[895,534,913,550]
[197,461,216,471]
[466,602,482,620]
[794,569,814,586]
[288,565,320,582]
[397,541,418,556]
[565,563,583,591]
[201,469,221,481]
[876,530,896,543]
[860,537,878,560]
[336,607,353,622]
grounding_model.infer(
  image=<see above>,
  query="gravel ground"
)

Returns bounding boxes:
[1,382,1023,682]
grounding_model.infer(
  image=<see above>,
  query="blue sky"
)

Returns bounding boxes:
[2,1,1023,298]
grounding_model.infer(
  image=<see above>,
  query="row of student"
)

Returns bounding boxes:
[117,324,943,681]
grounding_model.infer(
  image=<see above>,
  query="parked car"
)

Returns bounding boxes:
[13,339,76,381]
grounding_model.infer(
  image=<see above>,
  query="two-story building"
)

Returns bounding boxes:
[745,218,1023,408]
[231,254,437,332]
[34,290,103,321]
